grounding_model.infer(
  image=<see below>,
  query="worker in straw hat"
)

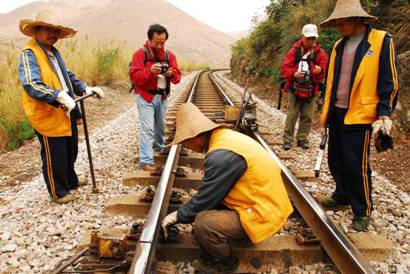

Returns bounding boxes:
[319,0,399,231]
[161,103,293,273]
[18,10,105,204]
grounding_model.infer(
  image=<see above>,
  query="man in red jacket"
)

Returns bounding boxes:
[281,24,328,150]
[130,24,181,171]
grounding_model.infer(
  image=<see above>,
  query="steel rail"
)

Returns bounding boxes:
[129,71,204,274]
[209,70,235,106]
[252,131,375,273]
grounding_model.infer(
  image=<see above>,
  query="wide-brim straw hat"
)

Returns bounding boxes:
[19,10,76,39]
[168,103,225,147]
[320,0,377,28]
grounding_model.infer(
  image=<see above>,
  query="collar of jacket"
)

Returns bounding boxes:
[144,40,165,61]
[292,39,322,53]
[34,38,75,96]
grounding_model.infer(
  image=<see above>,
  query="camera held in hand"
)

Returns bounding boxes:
[160,63,169,74]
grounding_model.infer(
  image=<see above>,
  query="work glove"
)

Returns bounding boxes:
[56,90,76,116]
[85,86,105,99]
[161,211,178,240]
[372,118,393,152]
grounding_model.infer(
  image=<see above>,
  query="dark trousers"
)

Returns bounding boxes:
[36,121,79,200]
[328,107,373,217]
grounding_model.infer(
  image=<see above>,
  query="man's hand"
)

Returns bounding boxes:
[294,71,305,79]
[150,63,162,74]
[312,65,322,75]
[372,116,392,137]
[85,86,105,99]
[161,211,178,239]
[164,67,173,77]
[56,90,75,116]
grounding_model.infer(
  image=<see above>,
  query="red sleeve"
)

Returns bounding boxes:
[168,51,181,84]
[281,47,297,81]
[316,48,328,80]
[129,49,154,87]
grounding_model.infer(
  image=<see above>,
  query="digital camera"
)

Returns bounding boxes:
[160,63,169,74]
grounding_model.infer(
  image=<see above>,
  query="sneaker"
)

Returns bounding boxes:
[320,196,349,208]
[297,140,309,149]
[55,193,75,204]
[283,141,291,151]
[140,163,157,172]
[352,216,371,231]
[192,255,239,274]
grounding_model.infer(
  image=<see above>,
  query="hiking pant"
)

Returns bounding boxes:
[36,122,79,200]
[328,107,373,217]
[194,210,250,260]
[136,94,167,165]
[283,92,316,143]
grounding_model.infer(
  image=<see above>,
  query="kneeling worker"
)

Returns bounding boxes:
[162,103,293,273]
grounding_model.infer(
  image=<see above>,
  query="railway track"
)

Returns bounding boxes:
[53,70,376,274]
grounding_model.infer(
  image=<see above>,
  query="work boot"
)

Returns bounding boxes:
[139,163,157,172]
[297,140,309,149]
[320,196,349,208]
[55,193,75,204]
[283,141,291,151]
[192,255,239,274]
[352,216,371,231]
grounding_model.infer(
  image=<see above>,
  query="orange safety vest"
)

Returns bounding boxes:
[21,38,71,136]
[321,29,387,125]
[208,128,293,243]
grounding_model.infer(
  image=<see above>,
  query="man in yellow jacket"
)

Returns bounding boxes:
[319,0,399,231]
[18,11,104,203]
[161,103,293,273]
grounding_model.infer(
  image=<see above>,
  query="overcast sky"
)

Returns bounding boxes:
[0,0,270,32]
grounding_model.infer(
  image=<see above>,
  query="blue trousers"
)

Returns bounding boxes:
[328,107,373,217]
[136,94,167,165]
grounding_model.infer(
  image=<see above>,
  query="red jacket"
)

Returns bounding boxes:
[130,40,181,102]
[281,40,328,95]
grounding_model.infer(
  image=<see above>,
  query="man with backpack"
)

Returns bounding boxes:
[129,24,181,172]
[281,24,328,150]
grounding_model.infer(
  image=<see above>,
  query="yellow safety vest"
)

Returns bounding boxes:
[22,38,71,136]
[321,29,386,125]
[208,128,293,243]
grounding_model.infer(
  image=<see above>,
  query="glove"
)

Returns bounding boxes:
[161,211,178,239]
[372,118,393,152]
[371,119,392,137]
[56,90,76,116]
[85,86,105,99]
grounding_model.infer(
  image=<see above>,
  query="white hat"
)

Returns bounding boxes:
[301,24,319,38]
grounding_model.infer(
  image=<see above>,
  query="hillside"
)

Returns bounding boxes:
[0,0,235,66]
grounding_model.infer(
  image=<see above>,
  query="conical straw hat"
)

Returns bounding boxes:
[19,10,76,39]
[320,0,377,28]
[168,103,225,147]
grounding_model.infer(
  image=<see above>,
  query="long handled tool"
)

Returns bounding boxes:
[313,126,329,178]
[75,93,99,193]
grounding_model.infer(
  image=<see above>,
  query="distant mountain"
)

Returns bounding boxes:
[0,0,236,65]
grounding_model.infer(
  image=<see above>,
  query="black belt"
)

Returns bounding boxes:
[148,89,166,95]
